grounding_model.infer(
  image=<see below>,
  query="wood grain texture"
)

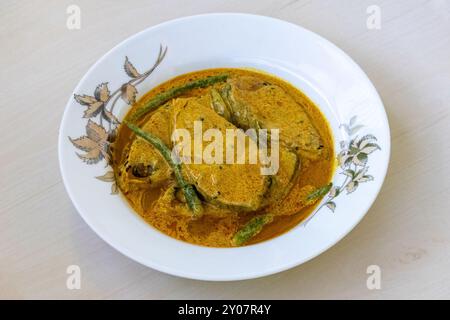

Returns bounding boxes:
[0,0,449,299]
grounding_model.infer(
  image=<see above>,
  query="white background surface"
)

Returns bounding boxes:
[1,0,449,299]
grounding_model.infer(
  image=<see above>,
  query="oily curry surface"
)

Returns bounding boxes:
[112,68,335,247]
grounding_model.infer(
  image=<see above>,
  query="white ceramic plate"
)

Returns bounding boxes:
[59,13,390,281]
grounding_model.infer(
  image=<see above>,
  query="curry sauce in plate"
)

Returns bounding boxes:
[112,68,335,247]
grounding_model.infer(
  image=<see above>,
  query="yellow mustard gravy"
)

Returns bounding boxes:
[112,68,335,247]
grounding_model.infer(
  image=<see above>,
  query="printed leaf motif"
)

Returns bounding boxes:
[340,119,364,135]
[358,175,374,183]
[350,125,364,135]
[338,152,352,169]
[359,138,372,149]
[76,148,103,164]
[359,134,377,144]
[353,153,368,166]
[83,101,104,118]
[346,181,359,194]
[329,187,339,198]
[74,94,97,106]
[94,83,110,102]
[360,143,381,155]
[354,167,369,181]
[349,116,358,127]
[86,119,108,143]
[96,171,115,182]
[326,201,336,212]
[121,83,138,104]
[350,138,359,150]
[69,120,109,164]
[102,109,119,124]
[74,89,107,119]
[124,56,141,78]
[341,124,351,135]
[342,169,355,178]
[69,136,97,152]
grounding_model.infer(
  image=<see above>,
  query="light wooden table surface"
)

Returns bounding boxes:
[1,0,449,299]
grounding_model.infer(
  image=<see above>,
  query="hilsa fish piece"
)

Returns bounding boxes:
[224,76,325,160]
